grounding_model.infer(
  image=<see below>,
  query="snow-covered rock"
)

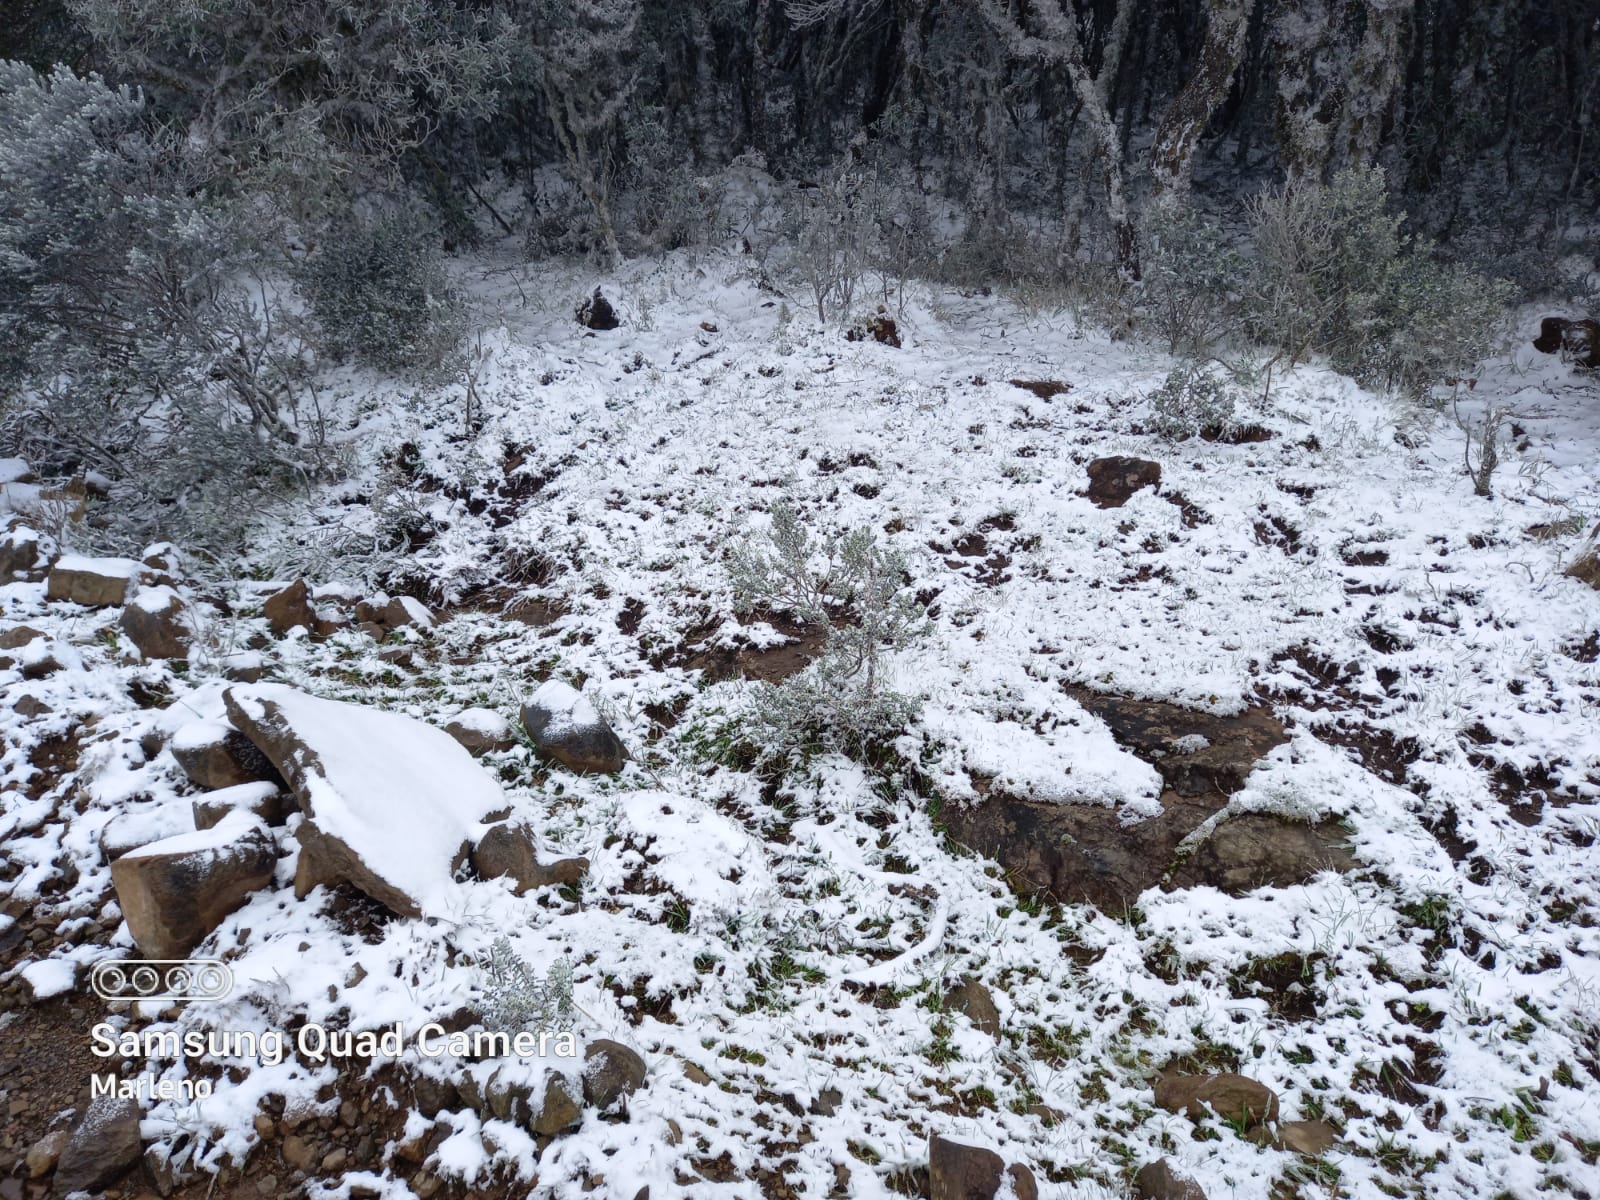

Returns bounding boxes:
[470,821,587,894]
[192,780,291,830]
[119,585,194,659]
[223,682,508,916]
[46,554,142,607]
[262,578,316,635]
[0,521,53,581]
[172,719,284,790]
[444,706,517,755]
[521,679,627,774]
[109,809,278,959]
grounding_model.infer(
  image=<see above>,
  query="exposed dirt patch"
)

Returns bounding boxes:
[1008,379,1071,400]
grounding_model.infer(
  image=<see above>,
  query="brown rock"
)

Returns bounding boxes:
[172,721,285,791]
[582,1039,646,1110]
[471,823,588,895]
[109,811,278,959]
[1085,456,1162,508]
[1154,1073,1279,1128]
[192,782,292,830]
[263,580,315,636]
[54,1096,143,1194]
[928,1134,1037,1200]
[293,816,422,917]
[0,523,52,581]
[943,977,1001,1037]
[120,586,193,659]
[47,555,141,606]
[281,1134,315,1171]
[521,680,627,774]
[0,625,43,650]
[381,596,435,631]
[25,1129,68,1178]
[1251,1119,1339,1155]
[445,708,518,755]
[528,1074,582,1136]
[1134,1158,1206,1200]
[940,694,1353,912]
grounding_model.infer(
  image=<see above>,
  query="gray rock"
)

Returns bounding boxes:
[521,679,627,774]
[109,810,277,959]
[582,1039,646,1110]
[943,977,1001,1037]
[472,822,588,894]
[54,1096,143,1195]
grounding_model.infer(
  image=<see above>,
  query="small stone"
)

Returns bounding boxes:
[472,822,588,895]
[25,1129,68,1178]
[322,1147,348,1171]
[281,1134,315,1171]
[521,679,627,774]
[414,1175,442,1200]
[119,586,194,659]
[582,1039,646,1110]
[263,580,316,636]
[1154,1073,1279,1129]
[444,708,518,756]
[943,976,1001,1037]
[808,1087,842,1116]
[253,1114,276,1141]
[381,596,435,631]
[1134,1158,1207,1200]
[1250,1119,1339,1156]
[682,1062,711,1086]
[193,782,291,830]
[256,1175,279,1196]
[1085,456,1162,508]
[339,1100,359,1127]
[528,1073,582,1136]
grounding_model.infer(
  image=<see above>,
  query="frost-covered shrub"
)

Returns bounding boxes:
[0,62,312,551]
[727,502,929,761]
[299,206,466,376]
[473,936,576,1033]
[1147,363,1240,439]
[1246,167,1510,391]
[1140,202,1248,356]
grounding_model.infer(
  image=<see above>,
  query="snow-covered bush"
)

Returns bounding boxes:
[1246,167,1510,392]
[727,502,929,761]
[298,205,467,376]
[1147,363,1240,440]
[473,936,576,1033]
[1140,201,1247,356]
[0,61,311,550]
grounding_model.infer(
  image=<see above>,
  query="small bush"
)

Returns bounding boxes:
[1148,363,1240,440]
[727,502,929,761]
[473,936,576,1033]
[1141,202,1248,356]
[299,205,466,375]
[1246,167,1510,392]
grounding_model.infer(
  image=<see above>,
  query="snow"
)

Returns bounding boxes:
[51,553,142,579]
[0,457,31,484]
[527,678,602,738]
[226,683,507,916]
[130,584,182,614]
[2,257,1599,1200]
[122,808,268,859]
[172,719,234,753]
[449,706,509,734]
[19,957,78,999]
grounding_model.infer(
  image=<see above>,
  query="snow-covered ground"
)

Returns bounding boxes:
[4,250,1600,1200]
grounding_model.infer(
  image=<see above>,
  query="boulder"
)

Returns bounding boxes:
[263,579,316,636]
[446,708,519,755]
[382,596,435,631]
[224,683,508,917]
[172,720,284,790]
[528,1073,583,1136]
[192,781,292,830]
[1154,1073,1279,1128]
[0,625,43,650]
[109,810,278,959]
[582,1040,647,1110]
[471,822,588,894]
[927,1134,1037,1200]
[521,680,627,774]
[54,1096,144,1195]
[939,694,1353,911]
[1085,456,1161,508]
[943,977,1001,1037]
[120,585,193,659]
[1134,1159,1206,1200]
[46,555,141,606]
[576,288,620,331]
[0,522,52,581]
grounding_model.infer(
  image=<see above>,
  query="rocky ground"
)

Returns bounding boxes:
[3,256,1600,1200]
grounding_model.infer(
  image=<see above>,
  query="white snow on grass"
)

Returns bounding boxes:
[3,252,1599,1200]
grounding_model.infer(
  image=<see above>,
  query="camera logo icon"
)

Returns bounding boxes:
[91,959,233,1003]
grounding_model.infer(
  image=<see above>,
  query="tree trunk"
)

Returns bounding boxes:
[1151,0,1256,200]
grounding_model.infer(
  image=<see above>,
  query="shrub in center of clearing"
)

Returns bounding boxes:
[298,205,466,376]
[1148,363,1240,440]
[726,502,929,761]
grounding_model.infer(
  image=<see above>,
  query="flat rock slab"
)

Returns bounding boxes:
[1155,1073,1279,1128]
[225,683,508,917]
[47,555,142,606]
[110,810,277,960]
[55,1096,143,1194]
